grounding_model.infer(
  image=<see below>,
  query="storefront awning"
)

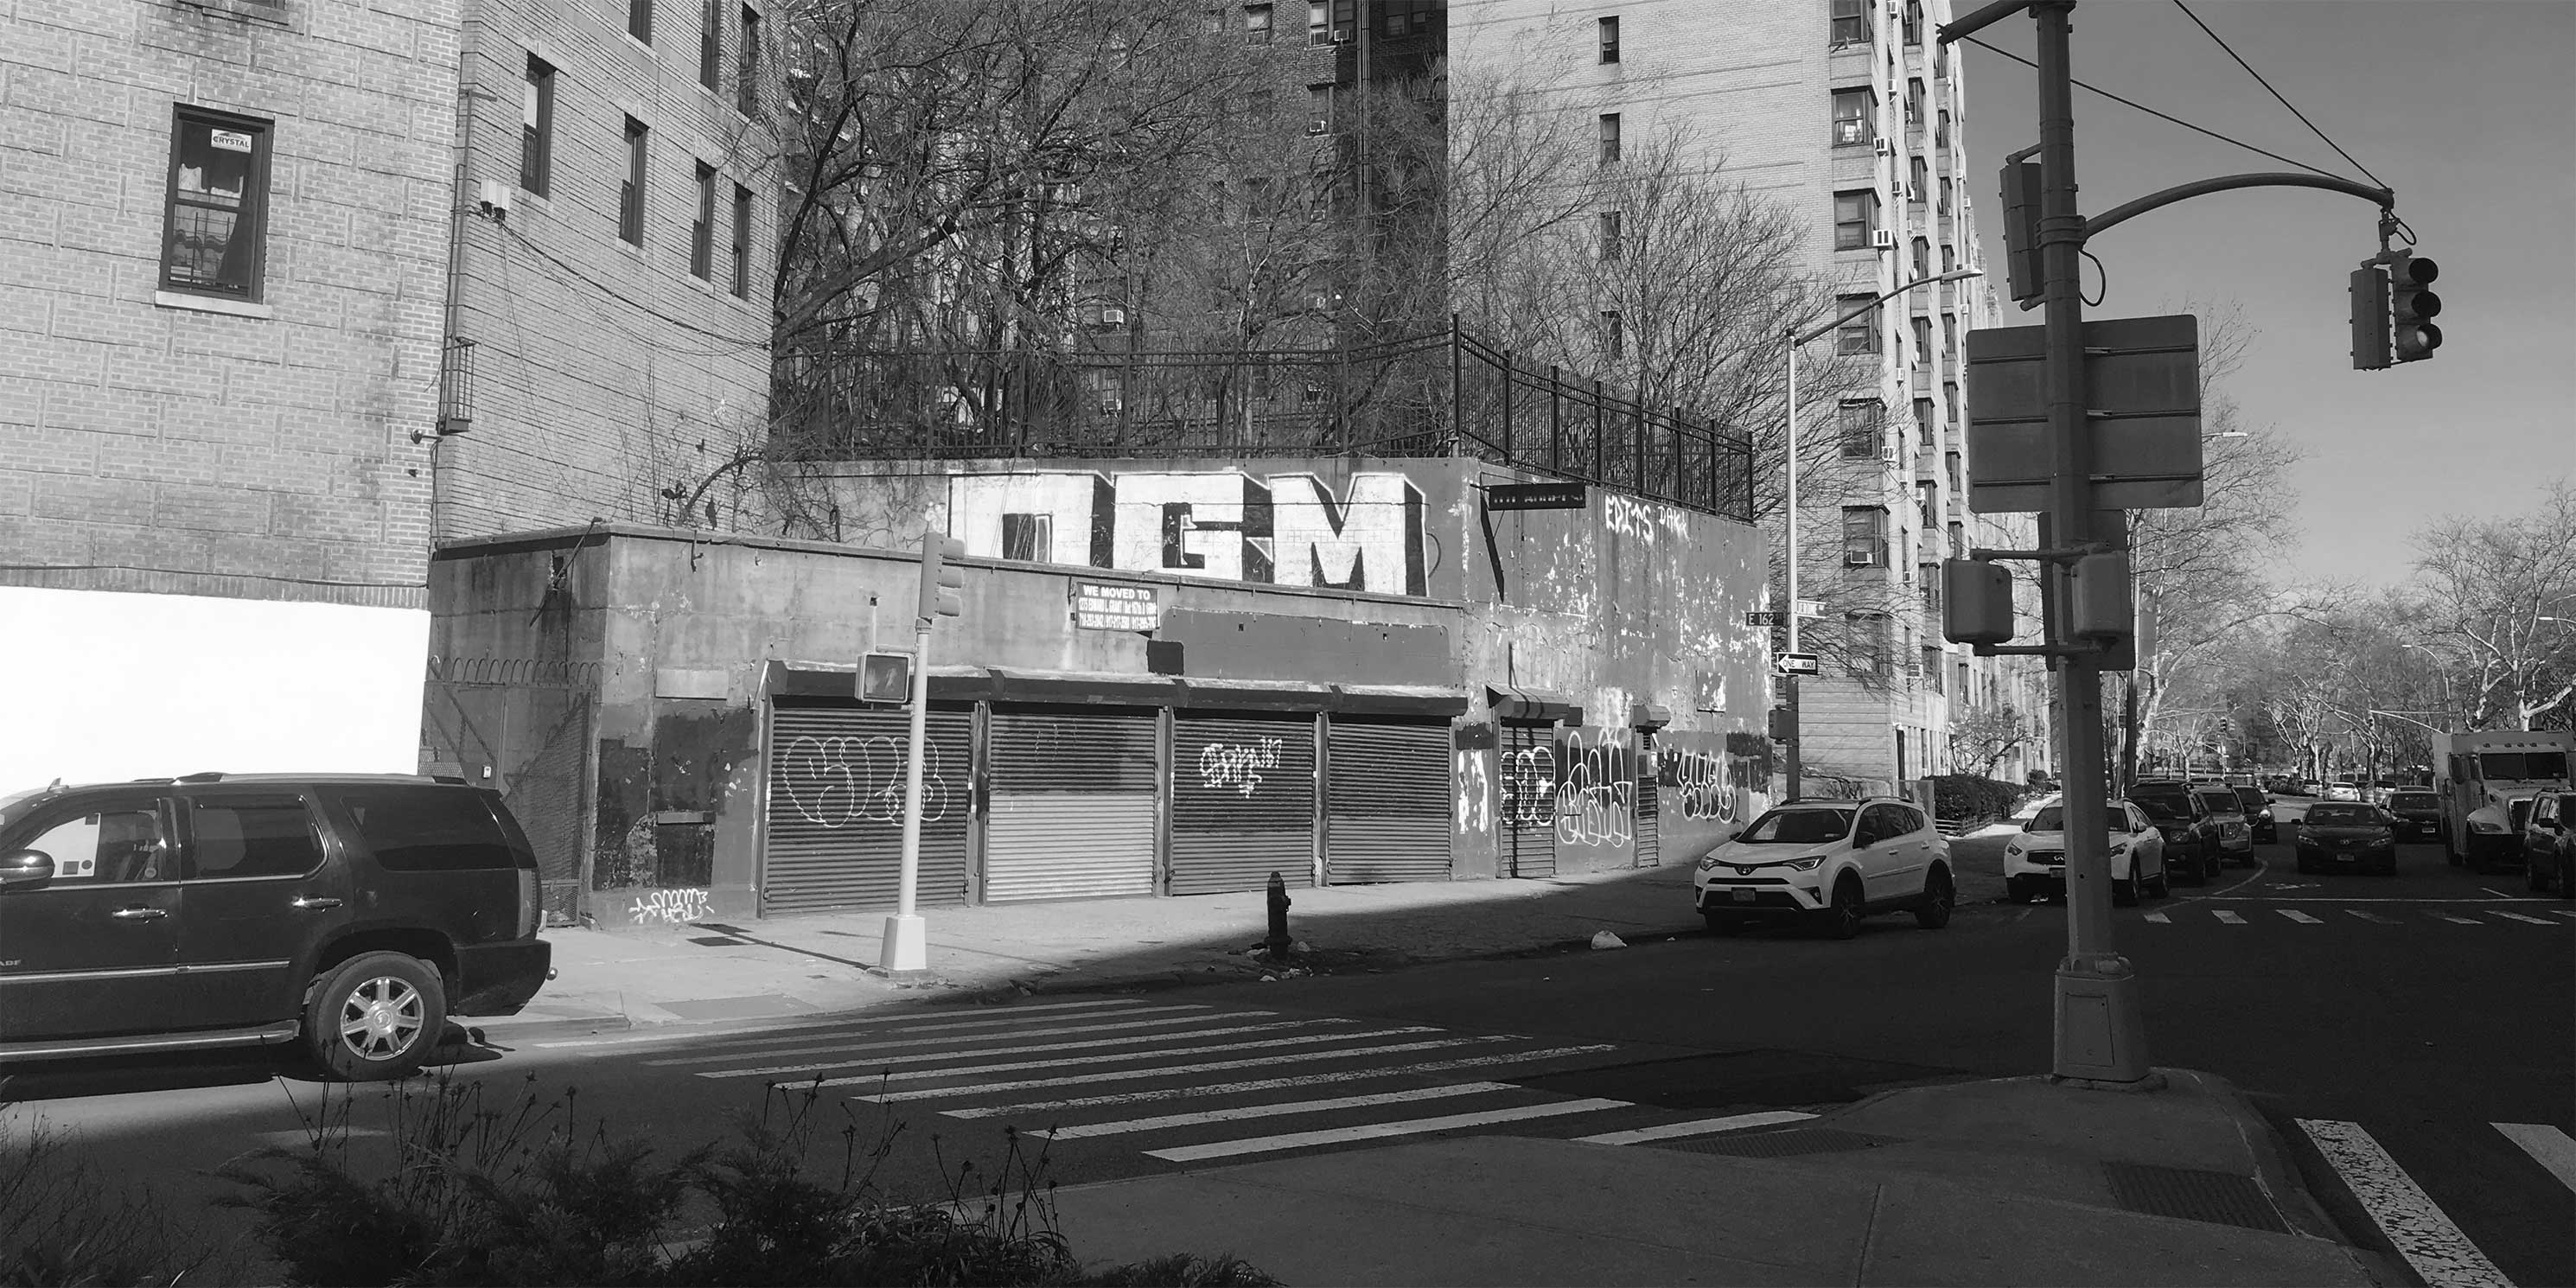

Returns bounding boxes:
[762,660,998,701]
[1484,685,1584,725]
[1334,684,1473,717]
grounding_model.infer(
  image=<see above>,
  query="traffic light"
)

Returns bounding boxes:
[916,532,966,621]
[1999,160,2044,307]
[858,652,911,703]
[2388,250,2441,362]
[1942,558,2014,646]
[2349,258,2391,371]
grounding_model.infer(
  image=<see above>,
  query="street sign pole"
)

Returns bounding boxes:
[1783,326,1803,801]
[2034,0,2149,1084]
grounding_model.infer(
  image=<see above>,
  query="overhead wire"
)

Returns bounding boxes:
[1954,34,2353,184]
[2169,0,2387,189]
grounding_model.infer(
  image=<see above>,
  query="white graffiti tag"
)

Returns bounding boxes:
[1454,749,1494,834]
[1196,738,1285,797]
[628,887,711,925]
[1667,747,1733,821]
[1553,731,1636,848]
[1500,746,1558,829]
[777,735,950,829]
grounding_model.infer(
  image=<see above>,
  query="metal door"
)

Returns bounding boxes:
[762,703,972,915]
[1634,733,1661,868]
[1173,712,1316,895]
[1499,722,1558,879]
[985,705,1158,902]
[1324,717,1451,884]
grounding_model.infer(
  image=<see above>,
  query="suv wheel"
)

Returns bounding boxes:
[2529,858,2552,894]
[1913,867,1954,929]
[2146,862,2170,899]
[306,951,448,1081]
[2113,875,2139,907]
[2177,849,2205,886]
[1814,875,1865,940]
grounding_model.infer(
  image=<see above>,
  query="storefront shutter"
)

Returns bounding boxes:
[1172,712,1317,895]
[1500,722,1559,879]
[762,703,971,915]
[985,705,1159,902]
[1324,717,1452,883]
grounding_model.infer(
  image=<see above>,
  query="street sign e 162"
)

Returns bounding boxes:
[1967,314,2203,513]
[1775,652,1821,676]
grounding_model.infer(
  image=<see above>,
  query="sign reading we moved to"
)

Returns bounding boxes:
[1074,581,1160,631]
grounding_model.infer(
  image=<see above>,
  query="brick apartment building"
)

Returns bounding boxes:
[1451,0,2053,788]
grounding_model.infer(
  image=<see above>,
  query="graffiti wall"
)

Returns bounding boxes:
[945,467,1433,596]
[1655,729,1770,861]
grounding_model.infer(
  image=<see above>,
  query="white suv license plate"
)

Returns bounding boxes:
[1731,888,1757,902]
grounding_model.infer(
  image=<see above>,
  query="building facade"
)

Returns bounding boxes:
[0,0,462,791]
[1450,0,2050,788]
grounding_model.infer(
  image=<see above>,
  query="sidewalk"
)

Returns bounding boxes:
[481,862,1744,1040]
[1045,1068,2407,1287]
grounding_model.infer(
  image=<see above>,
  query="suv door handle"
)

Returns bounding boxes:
[290,896,344,910]
[111,906,168,921]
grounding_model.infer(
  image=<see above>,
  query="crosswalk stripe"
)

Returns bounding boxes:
[1145,1098,1634,1164]
[2489,910,2556,926]
[843,1035,1521,1100]
[2346,909,2399,924]
[2430,911,2484,925]
[2144,912,2171,923]
[683,1017,1350,1077]
[2213,910,2246,924]
[2277,909,2323,923]
[705,1023,1417,1081]
[2491,1123,2576,1194]
[2296,1119,2512,1288]
[531,997,1162,1049]
[1035,1082,1513,1140]
[938,1044,1623,1119]
[646,1009,1265,1067]
[1576,1110,1820,1145]
[2553,909,2576,921]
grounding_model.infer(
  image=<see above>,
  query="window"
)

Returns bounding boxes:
[1914,397,1935,446]
[1598,16,1620,63]
[1916,482,1936,528]
[1835,295,1878,354]
[1832,88,1872,146]
[1903,0,1923,44]
[22,808,166,883]
[1941,242,1956,272]
[188,794,323,880]
[520,56,554,195]
[1906,79,1925,127]
[730,182,752,297]
[1833,189,1878,250]
[1382,0,1432,36]
[628,0,653,44]
[1938,176,1953,215]
[1843,507,1888,568]
[1308,82,1335,130]
[1838,400,1882,458]
[1851,610,1893,674]
[1909,156,1927,202]
[1911,234,1929,277]
[619,117,647,245]
[1957,661,1971,697]
[738,5,762,115]
[1943,313,1958,362]
[161,108,272,302]
[1602,309,1623,360]
[1937,109,1951,149]
[1829,0,1867,46]
[1307,0,1328,38]
[690,162,715,278]
[1923,646,1943,692]
[1945,380,1961,425]
[1599,209,1623,260]
[1948,520,1964,555]
[698,0,720,89]
[1244,3,1271,41]
[1911,316,1933,368]
[338,788,518,871]
[1598,112,1622,165]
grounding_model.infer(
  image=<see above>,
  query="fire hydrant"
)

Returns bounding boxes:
[1265,870,1293,959]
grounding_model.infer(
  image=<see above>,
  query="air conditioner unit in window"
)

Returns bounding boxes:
[1306,118,1329,135]
[1880,443,1898,462]
[1098,398,1124,417]
[1332,25,1352,41]
[1872,137,1894,156]
[476,179,513,219]
[1846,550,1878,567]
[1871,228,1896,249]
[1100,306,1127,327]
[1308,27,1334,45]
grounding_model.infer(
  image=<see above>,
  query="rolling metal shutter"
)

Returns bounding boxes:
[1635,735,1661,868]
[762,704,972,915]
[985,705,1158,902]
[1324,717,1452,884]
[1500,722,1558,879]
[1172,713,1316,895]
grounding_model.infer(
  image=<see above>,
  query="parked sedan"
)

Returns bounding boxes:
[2231,784,2277,843]
[2294,802,2400,875]
[2522,790,2576,899]
[2384,789,2444,841]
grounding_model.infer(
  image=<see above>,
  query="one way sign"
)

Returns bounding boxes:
[1775,653,1820,676]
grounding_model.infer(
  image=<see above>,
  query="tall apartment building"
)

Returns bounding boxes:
[0,0,463,791]
[1451,0,2049,787]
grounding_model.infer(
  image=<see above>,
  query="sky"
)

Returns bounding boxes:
[1957,0,2576,592]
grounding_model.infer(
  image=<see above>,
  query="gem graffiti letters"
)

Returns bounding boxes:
[777,735,952,829]
[947,469,1431,596]
[627,887,711,926]
[1196,737,1285,798]
[1553,730,1636,848]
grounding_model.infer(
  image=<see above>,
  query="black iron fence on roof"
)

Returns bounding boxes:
[771,322,1757,522]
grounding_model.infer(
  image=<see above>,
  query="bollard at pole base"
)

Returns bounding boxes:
[2051,951,2152,1082]
[879,913,928,977]
[1265,871,1293,959]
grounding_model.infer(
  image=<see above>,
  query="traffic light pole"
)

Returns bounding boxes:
[880,610,934,975]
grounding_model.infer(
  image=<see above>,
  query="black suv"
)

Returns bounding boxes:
[2126,780,2221,883]
[0,775,552,1081]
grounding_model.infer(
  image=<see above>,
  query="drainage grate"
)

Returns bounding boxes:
[1660,1127,1894,1159]
[687,935,745,947]
[2101,1162,2290,1234]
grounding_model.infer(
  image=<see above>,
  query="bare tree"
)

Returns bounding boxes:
[2407,479,2576,730]
[1948,703,2032,779]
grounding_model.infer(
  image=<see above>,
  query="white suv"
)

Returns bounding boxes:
[2004,799,2170,907]
[1693,798,1956,940]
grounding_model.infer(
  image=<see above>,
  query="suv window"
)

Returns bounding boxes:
[1741,807,1855,844]
[188,794,324,880]
[2195,790,2238,814]
[337,787,516,871]
[20,807,168,883]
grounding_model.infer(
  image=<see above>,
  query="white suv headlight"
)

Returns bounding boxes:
[1786,856,1826,871]
[1696,855,1724,871]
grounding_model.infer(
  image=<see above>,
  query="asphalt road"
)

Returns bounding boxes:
[4,823,2569,1285]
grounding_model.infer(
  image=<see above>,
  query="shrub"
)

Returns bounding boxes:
[2,1105,237,1287]
[1929,773,2027,826]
